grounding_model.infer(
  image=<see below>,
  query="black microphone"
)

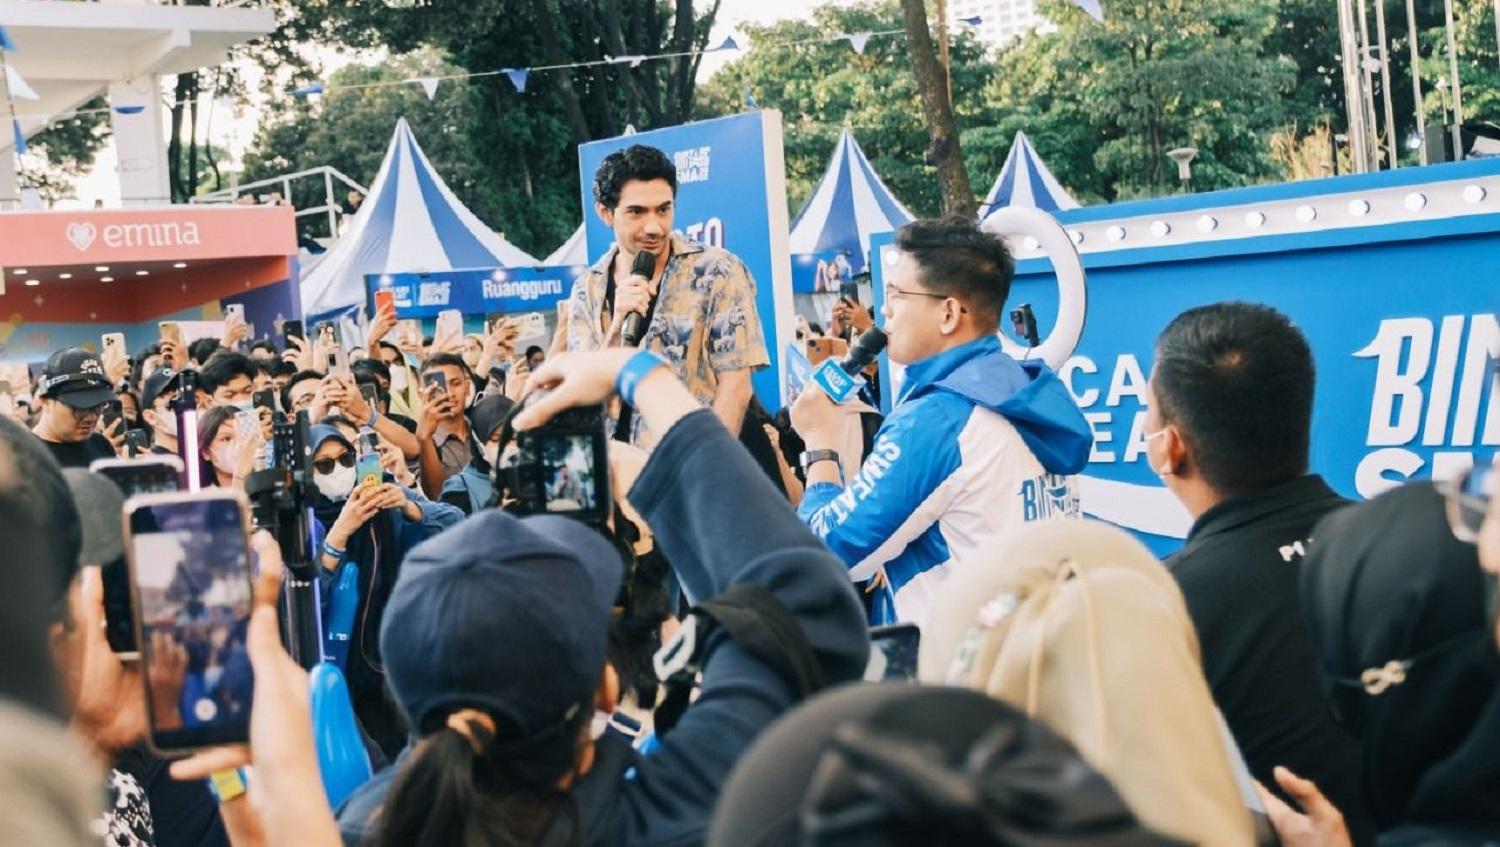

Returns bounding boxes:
[837,326,888,375]
[620,250,657,347]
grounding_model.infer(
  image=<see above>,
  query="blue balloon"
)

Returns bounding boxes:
[309,662,373,808]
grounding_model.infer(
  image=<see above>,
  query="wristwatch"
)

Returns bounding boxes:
[799,449,841,474]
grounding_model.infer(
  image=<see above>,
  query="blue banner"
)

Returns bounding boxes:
[365,266,582,318]
[578,112,794,407]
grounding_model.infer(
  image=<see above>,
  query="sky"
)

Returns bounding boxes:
[68,0,839,209]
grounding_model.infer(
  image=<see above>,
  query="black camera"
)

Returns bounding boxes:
[495,397,611,526]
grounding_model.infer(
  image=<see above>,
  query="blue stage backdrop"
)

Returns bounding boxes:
[876,159,1500,557]
[578,111,796,407]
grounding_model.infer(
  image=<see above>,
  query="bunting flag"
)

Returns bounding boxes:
[0,25,14,52]
[12,119,26,155]
[415,77,440,100]
[4,64,37,100]
[848,32,872,54]
[714,35,740,51]
[958,16,984,26]
[293,82,324,97]
[503,68,529,93]
[1071,0,1105,22]
[112,104,145,115]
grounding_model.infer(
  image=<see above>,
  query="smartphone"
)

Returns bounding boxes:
[92,458,185,655]
[126,491,254,754]
[282,319,305,347]
[316,322,338,347]
[359,382,379,409]
[436,309,463,340]
[805,337,848,366]
[102,398,124,431]
[235,409,260,443]
[839,279,860,305]
[374,289,396,314]
[252,389,277,415]
[327,347,350,376]
[102,332,127,357]
[124,429,149,456]
[224,304,245,324]
[423,370,448,397]
[865,623,921,682]
[158,321,184,348]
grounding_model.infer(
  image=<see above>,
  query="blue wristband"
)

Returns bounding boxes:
[323,540,346,561]
[616,350,669,408]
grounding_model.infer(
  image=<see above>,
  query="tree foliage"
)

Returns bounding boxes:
[18,98,112,203]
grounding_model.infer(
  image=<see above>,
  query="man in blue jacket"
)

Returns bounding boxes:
[792,217,1093,627]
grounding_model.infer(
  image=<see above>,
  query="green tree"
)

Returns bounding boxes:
[695,2,1007,218]
[17,98,112,203]
[987,0,1296,200]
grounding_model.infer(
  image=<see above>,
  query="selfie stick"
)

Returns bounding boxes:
[173,370,203,491]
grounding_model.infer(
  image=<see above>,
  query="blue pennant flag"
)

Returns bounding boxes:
[714,35,739,51]
[0,24,15,52]
[743,84,757,111]
[293,82,324,97]
[503,68,529,94]
[1072,0,1104,21]
[112,104,145,115]
[12,119,26,156]
[958,15,983,25]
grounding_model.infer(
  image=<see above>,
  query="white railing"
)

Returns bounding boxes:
[193,166,368,242]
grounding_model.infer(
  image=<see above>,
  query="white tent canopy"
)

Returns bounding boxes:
[299,117,537,319]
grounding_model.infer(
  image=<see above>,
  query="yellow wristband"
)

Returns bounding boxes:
[208,767,248,803]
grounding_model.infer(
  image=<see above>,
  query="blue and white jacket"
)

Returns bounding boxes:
[798,335,1093,627]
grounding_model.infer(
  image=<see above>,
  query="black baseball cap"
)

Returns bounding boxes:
[38,347,114,410]
[141,366,185,408]
[380,510,623,742]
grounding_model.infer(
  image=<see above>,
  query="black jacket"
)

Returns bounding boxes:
[1167,474,1373,844]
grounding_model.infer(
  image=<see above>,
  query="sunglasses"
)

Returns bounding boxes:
[313,451,355,475]
[1439,460,1495,543]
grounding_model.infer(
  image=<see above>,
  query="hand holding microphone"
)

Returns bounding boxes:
[614,250,659,347]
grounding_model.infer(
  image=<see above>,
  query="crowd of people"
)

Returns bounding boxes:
[0,143,1496,847]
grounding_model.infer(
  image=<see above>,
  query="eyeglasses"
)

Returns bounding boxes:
[313,452,355,475]
[1439,461,1494,543]
[884,283,964,314]
[68,402,109,419]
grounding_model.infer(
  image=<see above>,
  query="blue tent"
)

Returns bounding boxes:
[300,117,537,322]
[978,131,1080,220]
[789,128,913,291]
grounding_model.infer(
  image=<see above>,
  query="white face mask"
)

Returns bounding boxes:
[315,465,357,500]
[155,409,178,438]
[227,400,253,413]
[211,445,237,475]
[389,367,408,391]
[481,441,500,467]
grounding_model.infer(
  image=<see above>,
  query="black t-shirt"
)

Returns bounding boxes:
[1167,475,1372,843]
[41,432,117,468]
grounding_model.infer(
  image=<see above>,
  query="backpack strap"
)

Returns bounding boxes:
[653,583,827,737]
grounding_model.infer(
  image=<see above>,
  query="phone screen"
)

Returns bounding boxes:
[423,371,448,396]
[128,495,254,752]
[865,623,921,681]
[538,433,601,515]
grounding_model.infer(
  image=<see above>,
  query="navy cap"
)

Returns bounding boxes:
[141,366,184,409]
[308,424,353,455]
[379,509,624,738]
[39,347,114,409]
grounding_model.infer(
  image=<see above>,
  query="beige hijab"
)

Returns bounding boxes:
[920,518,1254,847]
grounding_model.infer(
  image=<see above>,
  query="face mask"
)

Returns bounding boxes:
[155,410,178,438]
[1143,427,1173,478]
[315,465,357,501]
[389,367,408,391]
[226,399,253,413]
[481,441,500,467]
[211,446,237,474]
